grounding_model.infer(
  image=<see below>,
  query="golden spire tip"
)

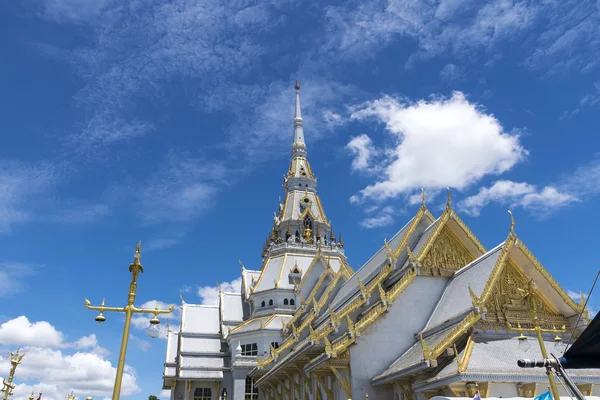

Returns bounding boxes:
[508,210,515,235]
[446,187,451,208]
[421,188,425,207]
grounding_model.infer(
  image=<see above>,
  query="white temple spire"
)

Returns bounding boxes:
[292,80,306,155]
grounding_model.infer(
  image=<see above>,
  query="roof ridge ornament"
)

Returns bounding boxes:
[508,210,515,236]
[421,188,426,208]
[446,187,451,209]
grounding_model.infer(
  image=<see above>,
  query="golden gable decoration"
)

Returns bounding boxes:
[421,226,474,276]
[481,263,567,330]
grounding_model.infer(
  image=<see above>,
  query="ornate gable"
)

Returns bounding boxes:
[480,262,567,331]
[420,225,475,277]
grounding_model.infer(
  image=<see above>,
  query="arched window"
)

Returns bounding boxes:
[303,215,312,230]
[245,377,258,400]
[269,299,273,306]
[261,301,265,307]
[284,299,289,305]
[290,299,295,306]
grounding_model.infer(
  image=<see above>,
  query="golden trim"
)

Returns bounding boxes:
[516,238,585,315]
[451,212,487,255]
[276,253,289,287]
[457,332,475,372]
[330,366,352,398]
[392,206,427,259]
[416,210,451,262]
[420,311,481,361]
[473,236,515,307]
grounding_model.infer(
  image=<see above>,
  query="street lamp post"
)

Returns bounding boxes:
[1,349,24,400]
[513,279,563,400]
[85,242,174,400]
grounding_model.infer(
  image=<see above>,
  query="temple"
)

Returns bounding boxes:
[163,82,600,400]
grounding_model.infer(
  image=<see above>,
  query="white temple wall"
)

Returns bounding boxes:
[349,276,448,400]
[488,383,519,398]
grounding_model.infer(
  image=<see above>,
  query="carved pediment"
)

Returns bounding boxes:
[481,263,566,329]
[421,226,474,276]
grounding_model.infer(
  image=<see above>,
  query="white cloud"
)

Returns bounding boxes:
[128,334,151,352]
[0,263,38,298]
[580,81,600,108]
[458,180,577,217]
[323,0,539,67]
[107,150,230,224]
[361,214,394,229]
[347,134,378,172]
[0,317,64,348]
[440,63,464,82]
[523,2,600,76]
[0,161,62,233]
[360,205,395,229]
[197,278,242,305]
[37,0,297,153]
[349,92,526,202]
[0,316,139,400]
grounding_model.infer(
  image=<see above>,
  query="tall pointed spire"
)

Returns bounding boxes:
[292,80,306,158]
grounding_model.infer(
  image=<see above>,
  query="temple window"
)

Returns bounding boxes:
[284,299,289,305]
[261,301,265,307]
[303,215,312,229]
[290,299,295,306]
[270,342,280,349]
[193,388,211,400]
[269,299,273,306]
[241,343,258,356]
[245,377,258,400]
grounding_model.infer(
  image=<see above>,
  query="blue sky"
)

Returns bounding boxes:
[1,0,599,399]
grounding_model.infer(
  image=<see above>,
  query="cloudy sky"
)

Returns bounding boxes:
[1,0,599,399]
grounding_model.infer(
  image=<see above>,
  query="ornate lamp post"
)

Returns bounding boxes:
[1,348,24,400]
[85,242,174,400]
[513,279,562,400]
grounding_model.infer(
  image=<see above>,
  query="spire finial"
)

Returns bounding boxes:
[134,241,142,265]
[421,188,426,208]
[446,187,451,208]
[508,210,515,235]
[292,80,305,149]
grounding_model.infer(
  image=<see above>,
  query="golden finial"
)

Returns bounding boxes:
[421,188,426,208]
[446,187,451,208]
[239,258,245,271]
[468,283,480,307]
[217,280,221,292]
[29,391,35,400]
[508,210,515,235]
[179,290,186,305]
[407,245,416,264]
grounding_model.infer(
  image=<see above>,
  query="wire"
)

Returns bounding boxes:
[564,269,600,353]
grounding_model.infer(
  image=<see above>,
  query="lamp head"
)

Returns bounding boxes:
[518,333,531,352]
[95,313,106,324]
[146,323,161,339]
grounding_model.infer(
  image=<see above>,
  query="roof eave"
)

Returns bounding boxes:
[371,360,434,386]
